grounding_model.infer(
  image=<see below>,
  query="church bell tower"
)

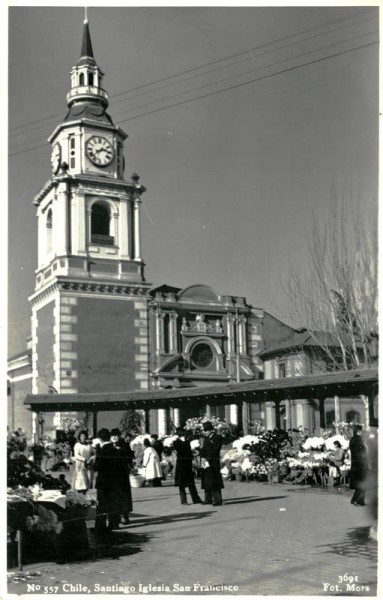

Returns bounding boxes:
[29,17,151,405]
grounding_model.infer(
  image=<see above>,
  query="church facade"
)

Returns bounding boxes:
[10,18,366,441]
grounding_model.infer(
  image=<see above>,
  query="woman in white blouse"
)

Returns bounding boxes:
[72,430,94,493]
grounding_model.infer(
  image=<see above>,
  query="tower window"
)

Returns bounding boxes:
[91,202,114,245]
[116,141,123,176]
[46,208,53,253]
[79,73,85,86]
[88,73,94,86]
[69,135,75,169]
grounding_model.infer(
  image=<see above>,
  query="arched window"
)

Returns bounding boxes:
[88,73,94,86]
[46,209,53,253]
[79,72,85,86]
[91,202,114,245]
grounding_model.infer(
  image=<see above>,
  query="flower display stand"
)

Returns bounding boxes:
[58,506,89,562]
[130,474,145,488]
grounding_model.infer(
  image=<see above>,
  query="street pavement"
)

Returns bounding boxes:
[6,477,378,596]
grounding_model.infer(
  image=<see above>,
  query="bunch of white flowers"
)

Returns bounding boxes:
[130,434,151,449]
[232,435,260,450]
[222,448,250,462]
[241,457,254,472]
[162,435,179,448]
[190,439,201,450]
[302,436,325,450]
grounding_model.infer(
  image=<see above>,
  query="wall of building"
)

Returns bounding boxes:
[76,296,149,392]
[8,376,33,439]
[35,301,55,393]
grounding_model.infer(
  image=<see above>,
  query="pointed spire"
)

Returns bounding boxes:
[80,11,94,59]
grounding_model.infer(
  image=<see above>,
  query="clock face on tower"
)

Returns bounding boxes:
[50,142,61,174]
[86,135,114,166]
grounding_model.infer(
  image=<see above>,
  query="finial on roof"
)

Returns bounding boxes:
[80,9,94,59]
[84,6,88,24]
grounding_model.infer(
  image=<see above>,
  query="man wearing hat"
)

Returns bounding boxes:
[199,421,224,506]
[110,428,134,524]
[173,428,202,505]
[93,428,120,533]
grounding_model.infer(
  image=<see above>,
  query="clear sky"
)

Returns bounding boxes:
[8,4,378,357]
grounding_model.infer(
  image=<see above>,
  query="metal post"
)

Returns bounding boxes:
[275,401,281,429]
[241,401,249,435]
[319,397,326,431]
[17,530,23,571]
[235,309,240,383]
[360,394,370,430]
[92,412,98,436]
[334,396,341,433]
[143,409,150,433]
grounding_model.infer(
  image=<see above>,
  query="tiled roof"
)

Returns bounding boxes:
[259,329,340,357]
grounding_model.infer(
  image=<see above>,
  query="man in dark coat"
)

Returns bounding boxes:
[173,429,202,505]
[349,425,369,506]
[93,428,121,532]
[199,421,224,506]
[110,428,134,524]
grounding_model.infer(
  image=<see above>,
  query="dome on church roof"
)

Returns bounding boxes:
[178,284,221,303]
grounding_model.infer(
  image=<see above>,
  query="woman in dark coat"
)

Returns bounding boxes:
[349,425,369,506]
[199,421,224,506]
[173,429,202,505]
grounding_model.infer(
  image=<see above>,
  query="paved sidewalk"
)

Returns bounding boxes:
[6,479,378,596]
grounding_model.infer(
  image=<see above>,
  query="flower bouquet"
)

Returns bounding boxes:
[65,491,93,516]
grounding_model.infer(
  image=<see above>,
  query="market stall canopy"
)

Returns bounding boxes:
[24,368,378,412]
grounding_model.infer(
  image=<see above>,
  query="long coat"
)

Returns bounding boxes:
[173,438,196,488]
[199,431,224,491]
[113,439,134,513]
[143,446,162,481]
[94,442,126,513]
[349,434,369,490]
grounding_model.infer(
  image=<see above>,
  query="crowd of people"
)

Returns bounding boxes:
[8,421,377,537]
[65,420,226,534]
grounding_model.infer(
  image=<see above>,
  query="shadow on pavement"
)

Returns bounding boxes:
[133,496,172,503]
[317,526,378,561]
[125,510,215,528]
[223,495,287,505]
[73,530,151,563]
[286,486,350,494]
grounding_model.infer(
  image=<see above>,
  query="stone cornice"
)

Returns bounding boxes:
[33,174,146,207]
[33,179,59,206]
[29,278,151,305]
[74,177,140,196]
